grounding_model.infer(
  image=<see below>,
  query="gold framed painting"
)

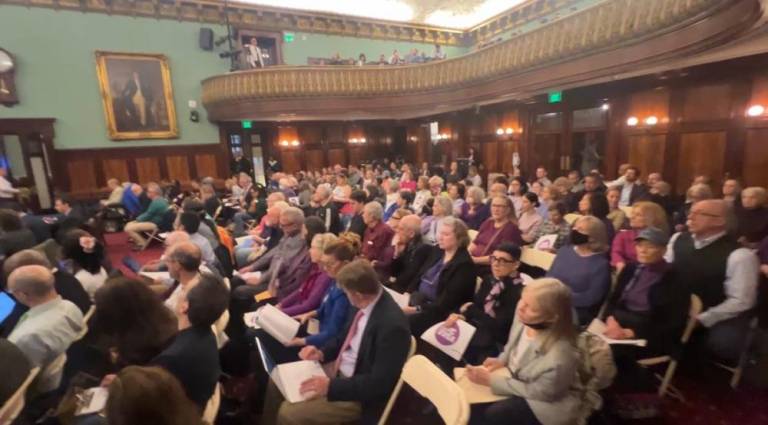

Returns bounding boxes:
[95,51,178,140]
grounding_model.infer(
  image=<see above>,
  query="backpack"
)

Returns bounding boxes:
[575,331,617,424]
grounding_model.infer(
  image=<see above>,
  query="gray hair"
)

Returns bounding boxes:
[440,216,470,248]
[687,183,713,202]
[3,249,51,278]
[574,215,609,253]
[364,201,384,221]
[428,176,444,188]
[146,182,162,196]
[433,195,454,217]
[387,179,400,192]
[466,186,485,204]
[281,206,305,226]
[742,186,767,206]
[316,185,332,199]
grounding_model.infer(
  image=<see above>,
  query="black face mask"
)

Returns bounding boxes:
[522,321,552,330]
[570,229,590,245]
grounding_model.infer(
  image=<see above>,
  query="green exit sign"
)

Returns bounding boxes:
[241,120,252,129]
[548,91,562,103]
[283,32,295,43]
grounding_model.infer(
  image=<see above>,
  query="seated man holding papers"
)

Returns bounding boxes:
[262,259,410,425]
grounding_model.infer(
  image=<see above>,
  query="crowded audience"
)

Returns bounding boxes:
[0,156,765,425]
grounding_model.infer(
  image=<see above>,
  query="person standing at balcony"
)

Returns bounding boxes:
[389,50,402,65]
[245,37,264,68]
[433,44,447,60]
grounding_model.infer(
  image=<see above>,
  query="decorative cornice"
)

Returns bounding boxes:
[201,0,756,121]
[2,0,585,47]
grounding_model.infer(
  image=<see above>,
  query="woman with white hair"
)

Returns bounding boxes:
[547,216,611,325]
[421,195,454,246]
[466,278,581,425]
[735,186,768,247]
[460,186,490,230]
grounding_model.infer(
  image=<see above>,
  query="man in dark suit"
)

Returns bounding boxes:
[306,185,341,235]
[615,166,649,207]
[152,273,229,411]
[345,190,367,239]
[265,260,411,425]
[390,214,432,293]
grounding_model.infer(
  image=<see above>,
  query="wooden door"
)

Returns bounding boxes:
[531,134,561,177]
[676,132,727,194]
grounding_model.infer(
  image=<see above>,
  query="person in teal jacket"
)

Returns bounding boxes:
[124,182,169,249]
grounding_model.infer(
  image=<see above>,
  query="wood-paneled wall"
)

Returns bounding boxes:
[54,144,227,199]
[203,54,768,195]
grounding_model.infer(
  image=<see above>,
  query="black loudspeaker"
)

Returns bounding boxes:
[199,28,214,51]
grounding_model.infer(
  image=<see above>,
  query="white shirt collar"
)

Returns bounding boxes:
[692,231,727,249]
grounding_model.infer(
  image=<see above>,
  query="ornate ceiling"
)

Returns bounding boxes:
[233,0,530,29]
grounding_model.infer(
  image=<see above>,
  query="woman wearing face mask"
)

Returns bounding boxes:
[444,243,532,364]
[466,278,581,425]
[547,216,611,325]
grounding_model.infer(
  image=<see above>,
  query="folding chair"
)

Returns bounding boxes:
[712,316,759,389]
[468,229,479,243]
[0,367,40,425]
[564,213,582,225]
[597,271,620,320]
[378,355,469,425]
[74,305,95,342]
[520,247,556,271]
[636,294,702,400]
[408,335,417,359]
[619,206,633,217]
[36,352,68,394]
[202,383,221,424]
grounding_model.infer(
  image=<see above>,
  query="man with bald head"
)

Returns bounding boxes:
[164,242,203,312]
[665,199,759,361]
[390,214,431,293]
[8,265,84,391]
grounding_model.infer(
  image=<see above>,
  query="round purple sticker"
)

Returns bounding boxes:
[435,322,460,345]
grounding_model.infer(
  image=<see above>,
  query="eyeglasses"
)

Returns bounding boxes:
[489,255,517,265]
[688,210,722,218]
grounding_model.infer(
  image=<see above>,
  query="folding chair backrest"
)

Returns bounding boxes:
[619,206,633,217]
[564,213,582,225]
[468,229,479,243]
[408,336,417,359]
[681,295,703,344]
[0,367,39,425]
[37,352,67,393]
[378,355,469,425]
[520,247,556,271]
[202,383,221,424]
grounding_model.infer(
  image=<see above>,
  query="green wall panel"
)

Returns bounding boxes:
[0,6,228,149]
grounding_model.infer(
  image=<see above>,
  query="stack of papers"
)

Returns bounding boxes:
[75,387,109,416]
[587,319,647,347]
[454,368,510,404]
[244,304,300,345]
[383,286,410,309]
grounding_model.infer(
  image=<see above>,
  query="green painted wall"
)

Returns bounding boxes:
[0,6,229,149]
[282,31,469,65]
[0,6,469,150]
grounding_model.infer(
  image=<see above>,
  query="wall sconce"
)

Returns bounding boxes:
[601,103,610,111]
[348,138,367,144]
[626,116,639,126]
[280,139,301,148]
[645,116,658,126]
[495,128,504,136]
[747,104,765,117]
[408,136,418,142]
[505,128,514,134]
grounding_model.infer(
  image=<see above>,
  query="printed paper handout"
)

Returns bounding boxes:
[420,319,477,361]
[454,367,510,404]
[244,304,300,345]
[587,318,647,347]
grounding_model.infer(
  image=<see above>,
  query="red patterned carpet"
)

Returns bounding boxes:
[102,232,768,425]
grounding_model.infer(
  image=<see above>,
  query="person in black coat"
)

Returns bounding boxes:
[266,260,411,425]
[152,273,229,411]
[390,215,432,293]
[0,338,31,404]
[0,209,36,258]
[306,185,342,235]
[444,243,530,364]
[600,228,690,393]
[404,217,477,336]
[345,190,367,239]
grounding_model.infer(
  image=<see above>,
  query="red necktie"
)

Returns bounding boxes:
[332,310,365,377]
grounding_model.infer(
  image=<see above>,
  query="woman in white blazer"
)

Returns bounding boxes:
[466,278,582,425]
